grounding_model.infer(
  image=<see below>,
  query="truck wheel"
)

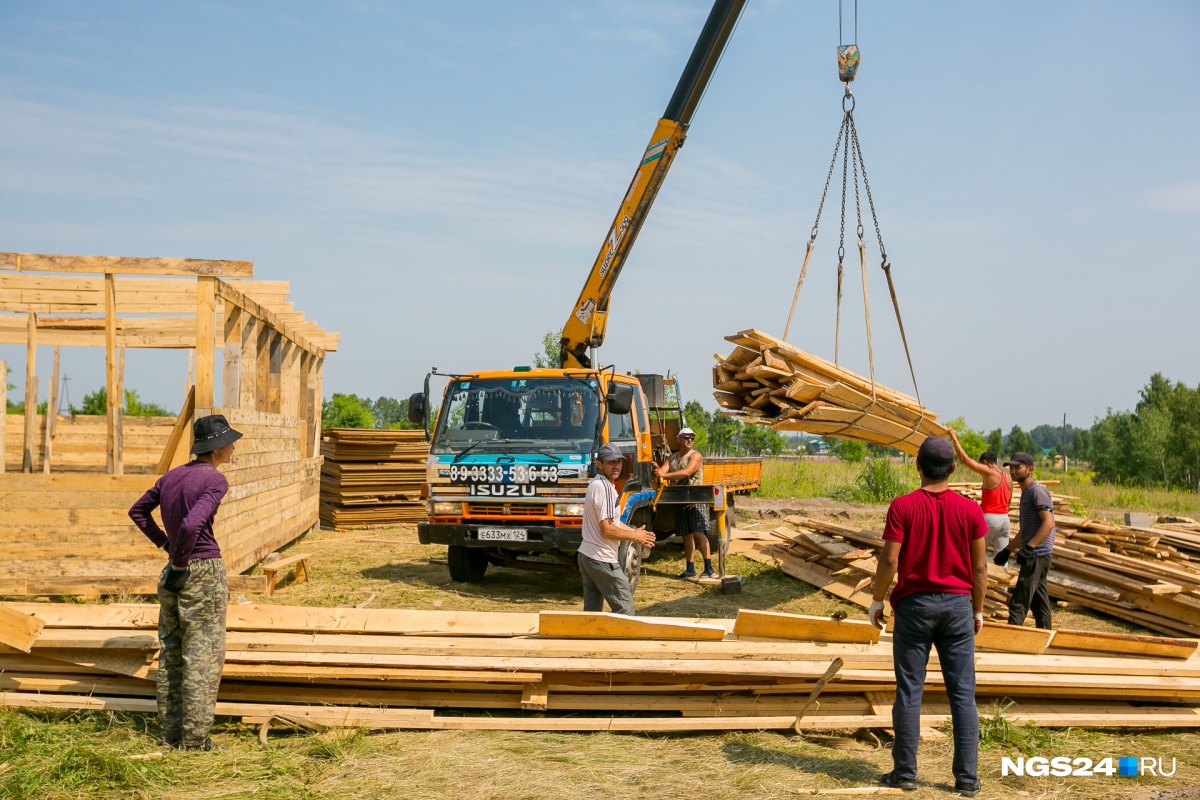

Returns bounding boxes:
[618,540,644,595]
[448,545,488,583]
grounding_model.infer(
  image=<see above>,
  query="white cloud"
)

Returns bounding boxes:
[1141,181,1200,215]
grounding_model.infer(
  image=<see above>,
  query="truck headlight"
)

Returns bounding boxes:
[432,502,462,516]
[553,503,585,517]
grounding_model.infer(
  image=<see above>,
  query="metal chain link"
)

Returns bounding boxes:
[849,118,887,265]
[808,115,848,244]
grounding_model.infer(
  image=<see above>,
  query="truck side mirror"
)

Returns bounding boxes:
[407,392,426,424]
[607,384,634,415]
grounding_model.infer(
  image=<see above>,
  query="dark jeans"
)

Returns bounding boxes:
[577,552,635,615]
[891,592,978,785]
[1007,554,1052,629]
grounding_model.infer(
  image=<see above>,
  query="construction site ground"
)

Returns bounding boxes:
[6,496,1200,800]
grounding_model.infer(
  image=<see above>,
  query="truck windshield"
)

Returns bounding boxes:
[432,378,601,455]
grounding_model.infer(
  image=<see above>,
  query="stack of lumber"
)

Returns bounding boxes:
[712,329,946,456]
[319,428,428,530]
[4,603,1200,733]
[949,480,1074,514]
[734,512,1200,638]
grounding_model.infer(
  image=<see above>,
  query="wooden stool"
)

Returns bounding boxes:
[259,553,312,596]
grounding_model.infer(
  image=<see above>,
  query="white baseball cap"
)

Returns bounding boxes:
[678,427,696,438]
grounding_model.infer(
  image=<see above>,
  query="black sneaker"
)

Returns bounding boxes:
[181,737,226,752]
[700,569,716,578]
[879,772,916,791]
[955,779,981,797]
[678,568,697,579]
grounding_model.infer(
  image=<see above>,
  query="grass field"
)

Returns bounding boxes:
[4,461,1200,799]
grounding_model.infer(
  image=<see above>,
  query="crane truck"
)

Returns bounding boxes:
[409,0,762,588]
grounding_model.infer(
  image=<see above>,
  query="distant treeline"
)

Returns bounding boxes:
[322,394,421,430]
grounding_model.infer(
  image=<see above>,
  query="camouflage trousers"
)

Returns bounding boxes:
[157,557,228,748]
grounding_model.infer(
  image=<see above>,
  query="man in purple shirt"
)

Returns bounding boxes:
[130,413,241,752]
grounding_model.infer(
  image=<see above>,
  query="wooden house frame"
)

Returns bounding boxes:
[0,252,338,596]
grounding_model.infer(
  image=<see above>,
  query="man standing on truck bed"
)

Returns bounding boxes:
[656,427,711,578]
[947,428,1012,557]
[578,443,656,614]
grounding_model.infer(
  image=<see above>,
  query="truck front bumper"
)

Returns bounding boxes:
[418,522,582,554]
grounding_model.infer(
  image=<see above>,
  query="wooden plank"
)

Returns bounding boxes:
[0,359,5,474]
[520,679,550,711]
[239,316,258,411]
[22,313,38,472]
[1049,628,1199,660]
[267,332,282,414]
[733,609,879,645]
[42,347,59,473]
[975,621,1055,655]
[115,346,125,472]
[215,279,323,357]
[0,606,44,652]
[537,611,726,641]
[0,253,253,278]
[104,274,118,473]
[255,323,271,412]
[195,276,216,408]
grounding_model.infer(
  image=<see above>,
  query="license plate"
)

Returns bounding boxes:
[477,528,528,542]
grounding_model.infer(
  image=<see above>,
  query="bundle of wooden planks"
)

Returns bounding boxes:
[4,603,1200,733]
[712,330,946,456]
[736,510,1200,638]
[319,428,429,530]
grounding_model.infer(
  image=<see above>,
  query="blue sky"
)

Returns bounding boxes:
[2,1,1197,433]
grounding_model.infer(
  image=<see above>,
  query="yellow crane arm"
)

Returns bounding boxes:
[559,0,746,369]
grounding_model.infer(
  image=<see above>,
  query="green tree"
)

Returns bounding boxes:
[4,365,16,413]
[830,439,866,462]
[322,393,374,429]
[682,400,712,451]
[707,413,742,456]
[124,389,171,417]
[1005,425,1038,459]
[944,417,988,460]
[1089,374,1200,489]
[74,387,108,415]
[532,328,563,369]
[740,424,786,456]
[987,428,1005,457]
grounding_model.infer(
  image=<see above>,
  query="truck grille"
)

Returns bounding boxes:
[464,503,550,519]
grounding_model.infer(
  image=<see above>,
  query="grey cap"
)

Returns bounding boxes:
[1004,452,1035,467]
[595,443,623,462]
[916,436,955,470]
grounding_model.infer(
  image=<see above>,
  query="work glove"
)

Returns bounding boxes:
[993,547,1011,568]
[1015,545,1035,566]
[160,541,171,554]
[163,566,188,593]
[868,600,886,630]
[973,612,984,635]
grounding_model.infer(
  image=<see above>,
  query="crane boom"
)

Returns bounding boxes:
[559,0,746,369]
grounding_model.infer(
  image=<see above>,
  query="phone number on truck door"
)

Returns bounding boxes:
[447,464,558,484]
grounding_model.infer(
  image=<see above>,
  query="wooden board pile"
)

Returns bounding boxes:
[712,329,946,456]
[735,510,1200,638]
[319,428,428,530]
[2,604,1200,734]
[4,603,1200,733]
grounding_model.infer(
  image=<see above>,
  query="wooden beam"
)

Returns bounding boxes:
[0,252,253,278]
[115,346,125,474]
[214,279,323,357]
[222,304,242,407]
[0,607,44,653]
[268,332,282,414]
[0,358,6,474]
[537,612,726,641]
[195,276,216,408]
[104,274,118,473]
[733,609,880,645]
[255,323,271,412]
[22,313,37,472]
[297,351,310,455]
[42,347,59,474]
[156,386,196,474]
[312,357,324,457]
[239,315,258,411]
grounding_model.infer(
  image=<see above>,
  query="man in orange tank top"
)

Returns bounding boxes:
[947,428,1012,561]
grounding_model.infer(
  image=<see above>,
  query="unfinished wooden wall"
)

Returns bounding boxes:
[4,415,174,473]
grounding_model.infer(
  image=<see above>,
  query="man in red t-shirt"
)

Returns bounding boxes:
[869,436,988,797]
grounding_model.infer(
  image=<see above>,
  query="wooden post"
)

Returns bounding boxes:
[105,274,118,473]
[281,340,300,419]
[0,358,6,473]
[268,332,282,414]
[22,312,38,473]
[312,357,324,457]
[115,346,125,474]
[305,355,319,457]
[239,314,258,411]
[297,351,310,455]
[42,346,59,474]
[255,324,271,412]
[195,276,216,409]
[222,304,242,408]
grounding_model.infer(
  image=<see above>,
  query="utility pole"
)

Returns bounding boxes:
[1062,413,1068,473]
